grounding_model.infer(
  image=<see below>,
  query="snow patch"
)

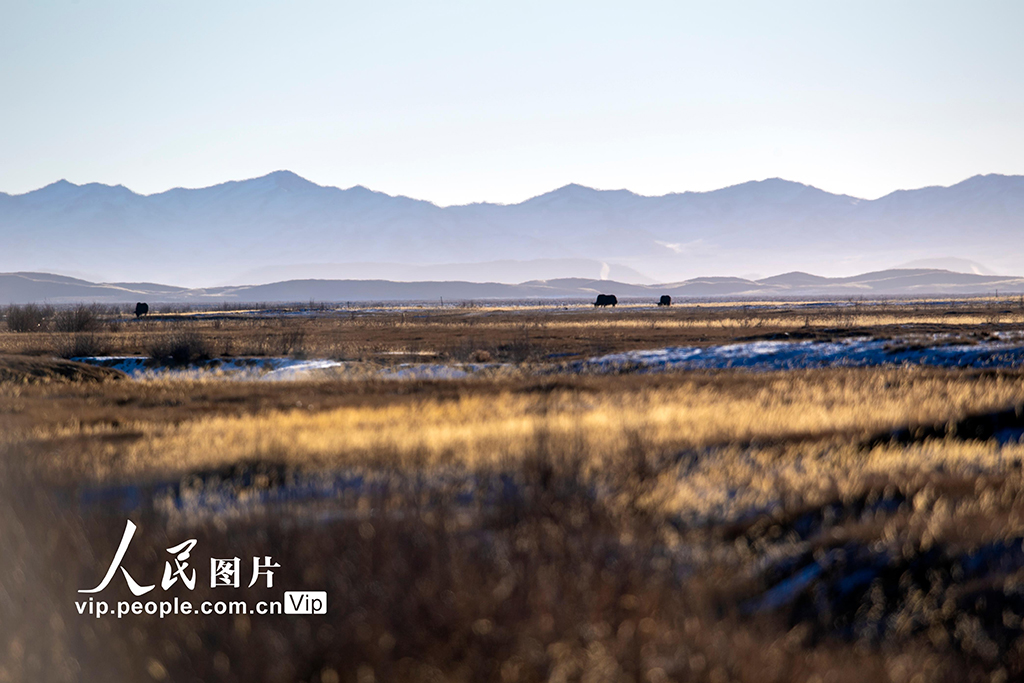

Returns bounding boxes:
[73,356,506,382]
[73,356,345,381]
[573,338,1024,373]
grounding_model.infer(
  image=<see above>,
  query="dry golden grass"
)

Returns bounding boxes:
[7,367,1023,486]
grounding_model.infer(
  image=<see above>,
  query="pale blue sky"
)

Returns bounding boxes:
[2,0,1022,205]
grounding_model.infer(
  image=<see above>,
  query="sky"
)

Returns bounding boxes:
[2,0,1023,206]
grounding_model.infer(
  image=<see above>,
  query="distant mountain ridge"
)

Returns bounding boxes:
[2,171,1024,285]
[3,268,1024,305]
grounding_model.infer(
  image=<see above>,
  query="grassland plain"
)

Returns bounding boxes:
[5,300,1024,682]
[2,298,1024,362]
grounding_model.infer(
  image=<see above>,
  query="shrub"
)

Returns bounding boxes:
[4,304,52,332]
[53,304,102,333]
[278,328,307,356]
[148,328,212,365]
[53,332,106,359]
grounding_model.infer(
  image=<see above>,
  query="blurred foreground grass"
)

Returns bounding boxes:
[5,359,1024,680]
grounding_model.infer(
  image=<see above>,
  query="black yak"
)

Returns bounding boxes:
[658,295,672,306]
[134,302,149,318]
[594,294,617,307]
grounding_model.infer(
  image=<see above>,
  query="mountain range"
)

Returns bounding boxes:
[3,268,1024,305]
[2,171,1023,286]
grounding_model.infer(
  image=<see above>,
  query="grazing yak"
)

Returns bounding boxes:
[658,295,672,306]
[134,302,149,318]
[594,294,618,307]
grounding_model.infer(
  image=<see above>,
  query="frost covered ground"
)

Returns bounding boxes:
[573,336,1024,373]
[73,355,347,380]
[73,355,504,381]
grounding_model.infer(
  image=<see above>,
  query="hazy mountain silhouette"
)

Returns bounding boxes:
[2,171,1023,286]
[229,259,656,286]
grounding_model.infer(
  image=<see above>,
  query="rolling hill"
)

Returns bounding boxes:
[3,268,1023,305]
